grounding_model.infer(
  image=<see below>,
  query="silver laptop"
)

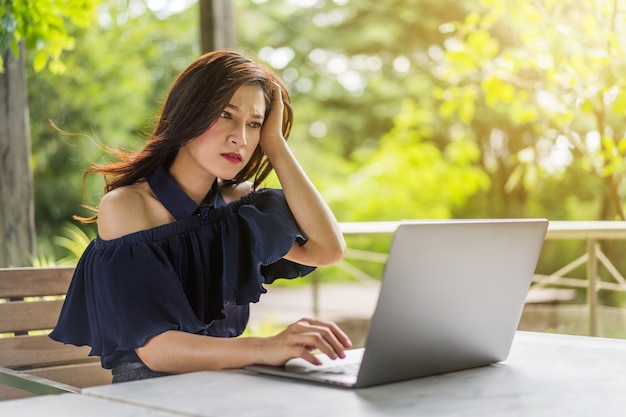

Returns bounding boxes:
[245,219,548,388]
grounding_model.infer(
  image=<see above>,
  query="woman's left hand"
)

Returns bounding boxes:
[259,83,286,152]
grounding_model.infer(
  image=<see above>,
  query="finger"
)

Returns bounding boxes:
[271,82,284,109]
[294,346,323,366]
[285,323,338,359]
[291,322,348,359]
[293,332,339,360]
[265,82,283,121]
[298,319,353,350]
[260,83,285,145]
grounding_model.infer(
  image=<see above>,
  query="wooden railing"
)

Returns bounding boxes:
[324,220,626,337]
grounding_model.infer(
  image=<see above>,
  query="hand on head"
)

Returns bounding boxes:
[259,83,286,152]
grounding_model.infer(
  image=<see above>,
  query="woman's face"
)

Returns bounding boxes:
[179,84,266,180]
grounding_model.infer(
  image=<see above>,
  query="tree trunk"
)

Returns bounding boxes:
[0,43,36,267]
[199,0,236,53]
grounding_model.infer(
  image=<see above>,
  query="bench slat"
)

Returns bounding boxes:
[0,266,112,400]
[0,383,38,401]
[0,266,74,298]
[29,363,111,388]
[0,363,111,401]
[0,335,97,369]
[0,300,64,333]
[0,365,79,396]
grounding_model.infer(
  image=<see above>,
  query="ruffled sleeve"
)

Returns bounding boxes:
[50,240,209,357]
[50,188,315,366]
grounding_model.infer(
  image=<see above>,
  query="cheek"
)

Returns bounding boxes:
[205,122,226,138]
[247,129,261,147]
[192,124,224,149]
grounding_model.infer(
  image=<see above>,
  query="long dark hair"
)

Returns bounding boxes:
[77,50,293,223]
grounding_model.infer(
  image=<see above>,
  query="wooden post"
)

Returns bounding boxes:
[199,0,236,53]
[311,270,320,319]
[587,239,598,336]
[0,44,36,267]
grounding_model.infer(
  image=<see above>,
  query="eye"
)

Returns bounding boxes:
[220,111,231,119]
[249,122,262,129]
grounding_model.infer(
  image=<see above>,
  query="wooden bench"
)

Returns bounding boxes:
[0,266,111,401]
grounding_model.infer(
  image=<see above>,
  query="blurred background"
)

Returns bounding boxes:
[2,0,626,337]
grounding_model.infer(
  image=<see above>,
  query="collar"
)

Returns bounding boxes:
[147,166,222,221]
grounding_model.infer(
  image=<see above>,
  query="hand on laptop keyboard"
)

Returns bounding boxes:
[256,317,353,367]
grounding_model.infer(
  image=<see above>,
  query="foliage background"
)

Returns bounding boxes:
[20,0,626,306]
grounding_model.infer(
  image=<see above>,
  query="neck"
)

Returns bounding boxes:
[168,158,217,205]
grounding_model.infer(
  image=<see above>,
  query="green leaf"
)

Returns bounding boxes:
[439,100,457,120]
[0,11,17,32]
[0,0,98,72]
[458,98,475,123]
[0,33,10,53]
[504,165,523,193]
[613,91,626,115]
[33,48,48,72]
[465,11,481,27]
[48,59,66,74]
[9,35,18,57]
[579,98,594,114]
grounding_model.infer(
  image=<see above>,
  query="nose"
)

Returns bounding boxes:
[229,123,248,147]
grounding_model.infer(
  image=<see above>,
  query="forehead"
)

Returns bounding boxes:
[228,84,266,115]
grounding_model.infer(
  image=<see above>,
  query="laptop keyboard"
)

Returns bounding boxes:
[319,361,361,376]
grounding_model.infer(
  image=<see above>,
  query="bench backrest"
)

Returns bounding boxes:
[0,267,111,400]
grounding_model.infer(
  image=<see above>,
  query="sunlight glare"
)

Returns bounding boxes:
[259,46,295,70]
[309,121,327,138]
[393,56,411,73]
[146,0,195,18]
[338,70,366,95]
[286,0,320,7]
[585,131,601,152]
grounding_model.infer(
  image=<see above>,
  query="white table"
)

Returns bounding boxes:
[81,331,626,417]
[0,392,181,417]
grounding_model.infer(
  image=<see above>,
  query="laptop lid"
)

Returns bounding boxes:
[246,218,548,388]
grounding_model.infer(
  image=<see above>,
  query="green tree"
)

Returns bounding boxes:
[0,0,98,266]
[437,0,626,220]
[234,0,484,221]
[30,0,626,259]
[330,98,490,221]
[28,1,199,258]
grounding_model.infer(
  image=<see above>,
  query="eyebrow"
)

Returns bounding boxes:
[225,103,264,120]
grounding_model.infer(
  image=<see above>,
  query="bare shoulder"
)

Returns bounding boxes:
[98,182,170,240]
[219,181,254,204]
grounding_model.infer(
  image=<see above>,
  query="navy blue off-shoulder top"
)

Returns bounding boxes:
[49,166,315,369]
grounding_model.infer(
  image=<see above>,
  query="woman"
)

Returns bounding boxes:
[50,50,352,383]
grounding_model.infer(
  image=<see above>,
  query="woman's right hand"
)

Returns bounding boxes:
[259,318,353,366]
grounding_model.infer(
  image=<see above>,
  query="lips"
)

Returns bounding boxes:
[221,152,243,163]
